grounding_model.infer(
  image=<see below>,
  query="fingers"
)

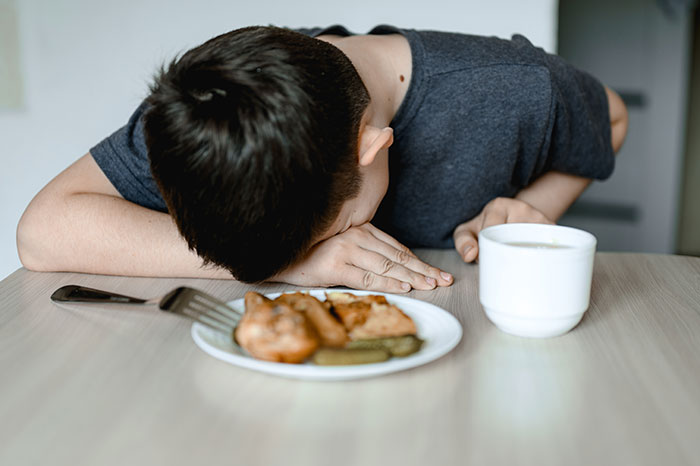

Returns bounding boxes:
[348,247,437,291]
[361,224,453,287]
[462,205,506,262]
[453,197,554,264]
[274,256,412,294]
[341,267,415,294]
[453,222,479,263]
[503,202,553,224]
[480,206,507,230]
[363,223,419,258]
[275,224,455,293]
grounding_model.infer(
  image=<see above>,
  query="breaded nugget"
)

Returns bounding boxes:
[326,292,388,306]
[326,292,417,339]
[274,293,348,347]
[330,300,371,331]
[235,292,319,363]
[347,302,417,339]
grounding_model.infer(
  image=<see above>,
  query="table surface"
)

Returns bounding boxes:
[1,251,699,466]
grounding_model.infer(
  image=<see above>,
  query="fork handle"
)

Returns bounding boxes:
[50,285,147,304]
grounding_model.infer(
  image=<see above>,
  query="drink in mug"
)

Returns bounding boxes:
[478,223,597,338]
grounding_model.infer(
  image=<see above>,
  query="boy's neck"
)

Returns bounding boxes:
[317,33,412,128]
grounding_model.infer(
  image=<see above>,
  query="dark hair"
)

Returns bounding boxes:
[143,26,370,282]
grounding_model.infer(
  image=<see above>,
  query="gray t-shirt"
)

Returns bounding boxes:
[90,25,614,248]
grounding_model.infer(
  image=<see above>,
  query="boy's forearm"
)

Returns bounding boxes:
[17,192,231,279]
[514,171,591,222]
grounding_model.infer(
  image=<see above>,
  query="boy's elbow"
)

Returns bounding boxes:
[611,101,629,153]
[16,205,53,272]
[606,86,629,153]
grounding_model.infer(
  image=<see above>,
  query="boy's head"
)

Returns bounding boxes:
[143,26,371,282]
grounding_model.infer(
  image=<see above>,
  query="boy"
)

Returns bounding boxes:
[16,25,628,293]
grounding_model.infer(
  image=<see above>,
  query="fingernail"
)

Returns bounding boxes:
[401,282,411,291]
[463,246,472,259]
[425,277,437,288]
[440,271,453,282]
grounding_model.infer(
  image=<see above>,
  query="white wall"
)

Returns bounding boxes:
[0,0,558,280]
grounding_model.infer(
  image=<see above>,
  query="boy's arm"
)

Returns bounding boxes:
[17,152,230,278]
[18,153,450,291]
[513,86,628,221]
[453,86,629,262]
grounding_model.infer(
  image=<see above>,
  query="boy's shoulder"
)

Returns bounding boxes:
[410,29,548,73]
[299,25,547,67]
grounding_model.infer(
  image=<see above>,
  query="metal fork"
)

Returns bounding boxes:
[50,285,242,334]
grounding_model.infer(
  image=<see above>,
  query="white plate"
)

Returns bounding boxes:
[191,289,463,381]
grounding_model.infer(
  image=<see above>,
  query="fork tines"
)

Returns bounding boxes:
[161,287,242,334]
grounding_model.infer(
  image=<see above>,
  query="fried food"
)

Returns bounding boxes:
[236,291,421,365]
[274,292,348,347]
[326,292,417,339]
[234,292,319,363]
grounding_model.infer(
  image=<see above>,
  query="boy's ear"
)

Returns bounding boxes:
[358,125,394,167]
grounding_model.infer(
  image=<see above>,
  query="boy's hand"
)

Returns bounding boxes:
[453,197,554,263]
[272,223,453,293]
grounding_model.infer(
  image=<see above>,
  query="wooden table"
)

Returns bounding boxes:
[1,251,699,466]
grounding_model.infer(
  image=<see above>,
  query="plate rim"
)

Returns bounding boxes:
[191,289,463,381]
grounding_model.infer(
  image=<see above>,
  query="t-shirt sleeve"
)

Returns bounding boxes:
[90,103,168,212]
[540,49,615,180]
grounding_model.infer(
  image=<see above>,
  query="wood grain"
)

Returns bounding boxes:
[0,252,698,466]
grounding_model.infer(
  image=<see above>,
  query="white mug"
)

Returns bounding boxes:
[478,223,597,338]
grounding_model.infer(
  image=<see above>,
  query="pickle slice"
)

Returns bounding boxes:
[346,335,424,357]
[312,348,390,366]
